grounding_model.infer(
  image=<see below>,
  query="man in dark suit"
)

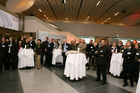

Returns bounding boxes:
[95,40,108,85]
[7,37,18,70]
[45,38,54,66]
[0,37,7,72]
[86,39,96,70]
[2,37,9,70]
[122,40,136,87]
[28,36,36,49]
[41,37,49,65]
[62,40,71,68]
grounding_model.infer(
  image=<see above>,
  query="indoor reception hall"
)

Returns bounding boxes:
[0,0,140,93]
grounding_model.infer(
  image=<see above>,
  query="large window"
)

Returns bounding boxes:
[0,9,19,31]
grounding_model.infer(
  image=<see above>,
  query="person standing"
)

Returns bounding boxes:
[0,37,7,72]
[41,37,49,65]
[78,39,87,53]
[45,38,54,67]
[134,44,140,84]
[95,40,108,85]
[4,37,10,70]
[118,41,124,52]
[76,39,82,49]
[86,39,95,70]
[70,40,77,50]
[122,40,136,87]
[62,40,71,68]
[7,37,18,70]
[34,39,42,69]
[28,36,36,49]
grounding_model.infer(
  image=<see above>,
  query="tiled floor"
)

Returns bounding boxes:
[87,69,136,93]
[0,70,23,93]
[18,67,79,93]
[0,66,138,93]
[46,66,133,93]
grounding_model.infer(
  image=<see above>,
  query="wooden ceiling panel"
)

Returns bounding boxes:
[0,0,140,24]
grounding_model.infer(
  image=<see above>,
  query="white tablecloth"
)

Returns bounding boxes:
[136,73,140,93]
[52,49,63,65]
[18,48,34,68]
[64,53,87,80]
[109,53,123,76]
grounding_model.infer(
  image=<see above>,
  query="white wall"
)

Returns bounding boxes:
[52,22,140,39]
[24,16,59,33]
[24,16,79,43]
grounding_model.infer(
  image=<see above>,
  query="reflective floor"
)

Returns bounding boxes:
[0,66,137,93]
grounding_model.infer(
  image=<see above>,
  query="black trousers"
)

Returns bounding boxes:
[45,53,52,66]
[4,53,11,70]
[96,64,107,83]
[123,62,135,85]
[41,52,45,65]
[0,61,3,72]
[5,53,17,70]
[0,54,5,72]
[134,63,139,83]
[62,52,67,68]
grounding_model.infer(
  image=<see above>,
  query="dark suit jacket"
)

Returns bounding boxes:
[46,42,54,54]
[8,41,18,55]
[86,44,96,57]
[0,41,8,59]
[41,41,48,53]
[62,43,71,52]
[62,43,71,56]
[95,45,108,66]
[28,41,36,49]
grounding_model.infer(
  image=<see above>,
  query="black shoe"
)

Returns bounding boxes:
[122,83,128,87]
[93,68,96,71]
[95,78,100,81]
[131,84,134,87]
[102,82,106,85]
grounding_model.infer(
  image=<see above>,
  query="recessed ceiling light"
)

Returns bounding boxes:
[114,12,119,16]
[101,22,104,24]
[65,18,68,20]
[87,16,90,19]
[96,0,101,6]
[46,17,49,20]
[104,20,108,22]
[44,15,47,17]
[107,17,111,20]
[38,9,42,12]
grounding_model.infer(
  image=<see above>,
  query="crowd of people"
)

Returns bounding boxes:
[0,36,140,87]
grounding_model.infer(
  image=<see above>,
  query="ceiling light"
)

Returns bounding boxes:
[44,15,47,17]
[101,22,104,24]
[46,17,49,20]
[49,24,58,28]
[104,20,107,22]
[87,16,90,19]
[65,18,68,20]
[107,17,111,20]
[96,0,101,6]
[38,8,42,12]
[114,12,119,16]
